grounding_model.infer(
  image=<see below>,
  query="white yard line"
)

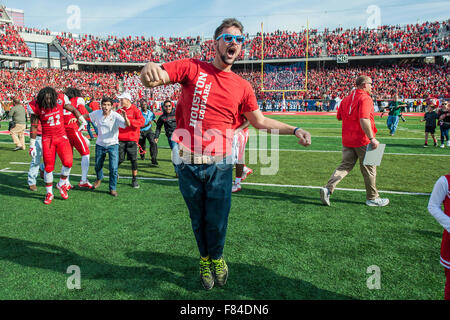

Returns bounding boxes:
[0,168,429,196]
[246,148,450,157]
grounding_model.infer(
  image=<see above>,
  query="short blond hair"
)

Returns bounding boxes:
[356,75,370,87]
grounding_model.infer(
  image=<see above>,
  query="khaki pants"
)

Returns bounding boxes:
[10,123,26,149]
[325,145,379,200]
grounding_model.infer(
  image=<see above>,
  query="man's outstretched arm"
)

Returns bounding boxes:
[244,109,311,147]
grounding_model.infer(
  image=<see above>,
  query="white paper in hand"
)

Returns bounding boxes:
[363,143,386,166]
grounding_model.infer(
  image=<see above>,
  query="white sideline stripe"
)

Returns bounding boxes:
[1,141,448,157]
[248,135,425,140]
[0,169,178,182]
[242,182,430,196]
[246,148,450,157]
[0,168,428,196]
[10,162,29,165]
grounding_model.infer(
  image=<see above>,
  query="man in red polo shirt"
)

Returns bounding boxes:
[117,92,145,188]
[320,75,389,207]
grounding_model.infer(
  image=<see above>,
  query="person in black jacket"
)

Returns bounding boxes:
[154,99,177,176]
[154,100,177,150]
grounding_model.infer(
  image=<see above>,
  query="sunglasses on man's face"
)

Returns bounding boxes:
[215,33,245,44]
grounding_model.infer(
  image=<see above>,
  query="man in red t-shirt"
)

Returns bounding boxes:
[320,75,389,207]
[140,18,311,290]
[28,87,87,205]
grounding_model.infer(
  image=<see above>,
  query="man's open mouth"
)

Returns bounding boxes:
[226,47,236,58]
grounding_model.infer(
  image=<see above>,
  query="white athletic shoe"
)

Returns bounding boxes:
[441,144,445,148]
[241,166,253,181]
[366,198,389,207]
[320,187,331,206]
[232,183,242,193]
[78,181,93,189]
[447,141,450,147]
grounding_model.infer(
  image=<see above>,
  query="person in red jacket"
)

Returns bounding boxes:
[117,92,145,188]
[320,75,389,207]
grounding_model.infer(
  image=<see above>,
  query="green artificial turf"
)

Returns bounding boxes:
[0,114,448,300]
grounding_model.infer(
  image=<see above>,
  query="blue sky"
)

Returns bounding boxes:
[3,0,449,39]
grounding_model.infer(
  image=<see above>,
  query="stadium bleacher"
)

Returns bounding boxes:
[0,19,448,103]
[0,24,32,57]
[3,20,446,62]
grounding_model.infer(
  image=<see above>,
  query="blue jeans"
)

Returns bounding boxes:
[87,121,98,139]
[95,144,119,191]
[27,136,45,186]
[168,136,176,150]
[440,125,449,145]
[173,145,233,259]
[387,115,400,135]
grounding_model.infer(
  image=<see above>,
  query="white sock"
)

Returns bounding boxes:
[58,178,67,187]
[46,186,53,194]
[81,155,90,182]
[60,166,71,186]
[235,177,242,185]
[44,171,53,184]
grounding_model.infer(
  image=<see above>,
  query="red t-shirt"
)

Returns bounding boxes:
[28,93,68,138]
[337,89,377,148]
[64,97,88,131]
[162,58,258,156]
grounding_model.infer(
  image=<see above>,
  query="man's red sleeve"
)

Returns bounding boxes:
[162,58,192,84]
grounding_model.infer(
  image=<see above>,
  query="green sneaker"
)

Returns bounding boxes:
[212,257,228,286]
[199,257,214,290]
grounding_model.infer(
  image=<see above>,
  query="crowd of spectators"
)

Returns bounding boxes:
[56,33,159,63]
[121,71,181,103]
[14,25,52,36]
[248,29,324,59]
[0,20,447,62]
[323,21,449,57]
[1,63,447,105]
[0,24,32,57]
[0,68,120,102]
[239,63,449,101]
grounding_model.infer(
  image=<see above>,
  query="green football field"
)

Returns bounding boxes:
[0,114,449,300]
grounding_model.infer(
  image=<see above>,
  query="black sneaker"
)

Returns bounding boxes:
[132,179,140,189]
[151,160,159,166]
[423,144,428,148]
[199,257,214,290]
